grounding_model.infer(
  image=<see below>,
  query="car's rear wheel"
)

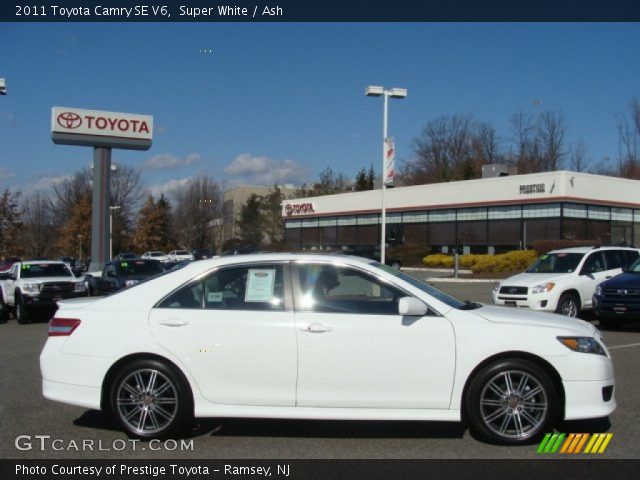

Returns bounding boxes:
[465,358,558,445]
[556,293,580,318]
[109,359,193,439]
[15,294,30,324]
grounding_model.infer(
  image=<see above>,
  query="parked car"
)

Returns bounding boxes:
[343,246,402,269]
[141,251,169,263]
[593,257,640,329]
[87,259,165,295]
[0,260,86,323]
[492,246,640,317]
[167,250,194,262]
[0,256,21,273]
[221,245,260,256]
[114,252,138,261]
[192,248,214,260]
[42,253,615,444]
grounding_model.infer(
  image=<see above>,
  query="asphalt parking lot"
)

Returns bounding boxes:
[1,279,639,459]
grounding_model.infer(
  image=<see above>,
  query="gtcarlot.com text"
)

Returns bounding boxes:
[14,435,194,452]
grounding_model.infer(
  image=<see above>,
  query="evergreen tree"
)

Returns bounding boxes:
[236,194,263,246]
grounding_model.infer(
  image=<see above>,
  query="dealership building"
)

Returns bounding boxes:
[281,171,640,254]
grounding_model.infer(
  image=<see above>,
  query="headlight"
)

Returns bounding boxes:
[492,282,500,292]
[595,284,603,296]
[74,282,86,292]
[22,283,40,294]
[531,282,555,294]
[125,279,139,288]
[557,336,606,356]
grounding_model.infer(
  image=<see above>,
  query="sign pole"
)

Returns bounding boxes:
[90,147,112,271]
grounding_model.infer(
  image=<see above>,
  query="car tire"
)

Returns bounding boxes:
[109,358,193,439]
[556,293,580,318]
[465,358,558,445]
[15,294,30,324]
[0,295,9,323]
[598,317,622,330]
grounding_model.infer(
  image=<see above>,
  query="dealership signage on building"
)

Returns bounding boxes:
[284,203,315,216]
[519,183,546,194]
[51,107,153,150]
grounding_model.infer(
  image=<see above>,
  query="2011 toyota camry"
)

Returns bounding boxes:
[40,254,615,444]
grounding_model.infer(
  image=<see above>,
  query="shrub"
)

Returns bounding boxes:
[422,253,454,268]
[471,250,538,273]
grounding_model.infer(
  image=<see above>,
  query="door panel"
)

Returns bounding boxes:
[293,263,456,409]
[149,263,297,406]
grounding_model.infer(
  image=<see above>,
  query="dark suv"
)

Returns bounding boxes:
[593,257,640,329]
[88,259,165,295]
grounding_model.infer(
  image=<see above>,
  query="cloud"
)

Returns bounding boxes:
[29,174,72,192]
[147,177,193,197]
[224,153,310,186]
[141,153,200,171]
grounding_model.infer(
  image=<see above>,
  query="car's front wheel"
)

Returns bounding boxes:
[15,294,30,324]
[556,293,580,318]
[109,359,193,439]
[465,358,558,445]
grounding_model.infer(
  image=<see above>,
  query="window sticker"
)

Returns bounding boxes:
[245,269,276,302]
[121,262,129,267]
[207,292,223,303]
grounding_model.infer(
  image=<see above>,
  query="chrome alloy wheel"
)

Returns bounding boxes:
[559,297,578,317]
[116,369,178,435]
[479,369,548,440]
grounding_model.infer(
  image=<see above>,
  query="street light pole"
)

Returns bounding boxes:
[109,205,121,260]
[365,85,407,264]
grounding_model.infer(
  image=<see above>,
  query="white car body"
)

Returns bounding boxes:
[141,251,169,263]
[167,250,194,262]
[40,254,615,443]
[492,246,640,315]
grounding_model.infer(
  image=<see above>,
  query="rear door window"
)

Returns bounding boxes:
[603,250,626,270]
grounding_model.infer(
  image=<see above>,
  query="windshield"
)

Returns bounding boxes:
[628,259,640,273]
[374,262,468,310]
[21,263,72,278]
[116,260,164,277]
[526,253,584,274]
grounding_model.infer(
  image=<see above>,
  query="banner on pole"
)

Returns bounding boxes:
[384,136,395,186]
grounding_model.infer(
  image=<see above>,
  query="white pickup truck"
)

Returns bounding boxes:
[0,260,87,324]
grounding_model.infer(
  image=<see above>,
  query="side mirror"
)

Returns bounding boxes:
[7,273,16,281]
[398,297,428,316]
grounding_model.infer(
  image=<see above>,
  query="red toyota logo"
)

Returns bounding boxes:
[57,112,82,129]
[285,204,293,216]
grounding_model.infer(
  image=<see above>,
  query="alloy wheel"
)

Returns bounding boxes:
[115,368,178,436]
[479,369,549,440]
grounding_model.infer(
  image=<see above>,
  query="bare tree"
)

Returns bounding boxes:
[568,139,590,172]
[20,191,55,259]
[537,111,568,171]
[171,176,223,250]
[616,98,640,178]
[510,111,538,173]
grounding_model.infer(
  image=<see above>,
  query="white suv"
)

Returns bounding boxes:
[492,246,640,317]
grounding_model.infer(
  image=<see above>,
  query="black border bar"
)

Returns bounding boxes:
[2,1,640,22]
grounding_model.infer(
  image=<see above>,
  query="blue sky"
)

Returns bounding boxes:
[0,23,639,196]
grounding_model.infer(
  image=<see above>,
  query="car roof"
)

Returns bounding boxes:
[21,260,66,265]
[549,246,639,254]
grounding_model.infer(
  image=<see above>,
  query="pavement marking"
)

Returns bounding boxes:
[608,342,640,350]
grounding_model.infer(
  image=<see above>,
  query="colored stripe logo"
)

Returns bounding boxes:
[537,433,613,454]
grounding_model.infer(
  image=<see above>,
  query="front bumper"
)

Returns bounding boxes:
[492,289,560,312]
[593,294,640,320]
[563,379,616,420]
[23,291,87,308]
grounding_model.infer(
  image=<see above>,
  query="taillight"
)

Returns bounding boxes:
[48,318,81,337]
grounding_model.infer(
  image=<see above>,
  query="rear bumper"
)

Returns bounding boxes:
[42,379,101,410]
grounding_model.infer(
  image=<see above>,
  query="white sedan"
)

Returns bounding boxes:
[40,254,615,444]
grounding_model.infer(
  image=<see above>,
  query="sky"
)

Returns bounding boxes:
[0,22,639,198]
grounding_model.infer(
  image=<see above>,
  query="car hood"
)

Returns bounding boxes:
[474,305,597,336]
[600,272,640,289]
[499,272,572,288]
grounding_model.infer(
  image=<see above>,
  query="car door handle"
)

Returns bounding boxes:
[158,318,189,327]
[301,323,332,333]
